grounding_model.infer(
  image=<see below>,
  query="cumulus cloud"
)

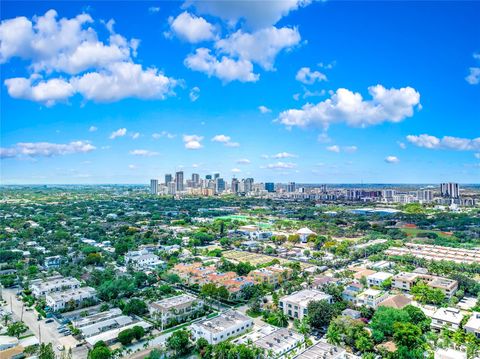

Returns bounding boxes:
[231,168,241,173]
[406,134,480,151]
[183,134,204,149]
[296,67,327,84]
[326,145,340,153]
[0,140,95,159]
[258,105,271,114]
[215,26,301,70]
[169,12,216,43]
[152,131,176,139]
[265,161,296,169]
[466,67,480,85]
[129,149,159,156]
[185,48,258,83]
[188,0,311,30]
[385,155,400,164]
[89,126,97,132]
[273,152,297,159]
[1,10,177,104]
[211,134,239,147]
[189,86,200,102]
[236,158,251,164]
[277,85,421,130]
[131,132,140,140]
[109,128,127,139]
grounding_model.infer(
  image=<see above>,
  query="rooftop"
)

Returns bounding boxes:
[294,342,346,359]
[194,310,251,334]
[150,294,198,310]
[281,289,331,307]
[254,328,303,353]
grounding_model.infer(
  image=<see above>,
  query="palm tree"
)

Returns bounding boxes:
[3,312,12,326]
[271,310,288,327]
[294,317,311,338]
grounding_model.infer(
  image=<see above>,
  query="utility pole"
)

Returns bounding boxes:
[21,303,24,322]
[38,324,41,344]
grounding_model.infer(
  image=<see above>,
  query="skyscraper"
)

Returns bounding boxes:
[192,173,200,186]
[244,178,254,193]
[150,179,158,195]
[175,171,184,192]
[231,178,239,194]
[440,183,459,198]
[214,173,220,180]
[265,182,275,192]
[287,182,296,193]
[165,174,172,185]
[215,178,225,193]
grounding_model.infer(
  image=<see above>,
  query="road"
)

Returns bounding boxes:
[1,288,82,357]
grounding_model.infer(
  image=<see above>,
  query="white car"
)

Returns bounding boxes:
[56,345,64,351]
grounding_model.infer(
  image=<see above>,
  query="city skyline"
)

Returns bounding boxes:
[1,1,480,184]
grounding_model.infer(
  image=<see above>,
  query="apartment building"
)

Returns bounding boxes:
[253,328,304,358]
[355,289,389,309]
[367,272,393,287]
[149,294,204,326]
[464,312,480,338]
[279,289,332,320]
[294,342,347,359]
[31,275,81,297]
[430,307,464,331]
[46,287,97,311]
[250,265,292,287]
[124,250,165,270]
[392,272,458,298]
[191,310,253,344]
[386,244,480,265]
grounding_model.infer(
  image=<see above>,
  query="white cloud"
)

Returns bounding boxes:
[1,10,178,105]
[406,134,480,151]
[326,145,340,153]
[188,0,311,30]
[183,134,204,149]
[0,10,135,74]
[148,7,160,13]
[128,164,137,169]
[215,26,301,70]
[152,131,176,139]
[466,67,480,85]
[236,158,251,164]
[131,132,140,140]
[110,128,127,139]
[277,85,421,130]
[344,146,358,153]
[184,48,259,83]
[258,105,271,114]
[317,133,331,143]
[129,149,159,156]
[189,86,200,102]
[385,155,400,164]
[4,76,75,106]
[266,161,296,169]
[1,140,95,158]
[295,67,327,84]
[273,152,297,159]
[88,126,97,132]
[474,153,480,159]
[211,134,240,147]
[72,62,177,102]
[398,141,407,149]
[231,168,241,173]
[169,12,216,43]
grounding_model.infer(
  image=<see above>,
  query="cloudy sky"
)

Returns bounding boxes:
[1,1,479,184]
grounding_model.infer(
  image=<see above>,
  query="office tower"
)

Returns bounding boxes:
[205,175,212,180]
[244,178,254,193]
[216,178,225,193]
[265,182,275,193]
[192,173,200,186]
[214,173,220,180]
[440,182,459,198]
[231,178,239,194]
[167,182,176,195]
[165,174,172,185]
[417,189,433,203]
[175,171,184,192]
[150,179,158,195]
[287,182,296,193]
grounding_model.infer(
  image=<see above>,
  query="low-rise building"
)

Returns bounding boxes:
[31,275,81,297]
[46,287,97,312]
[392,272,458,298]
[253,328,304,358]
[378,294,412,309]
[294,341,346,359]
[464,312,480,338]
[149,294,204,327]
[250,265,292,287]
[191,310,253,344]
[367,272,393,287]
[279,289,332,320]
[355,289,389,309]
[430,307,464,331]
[125,250,165,270]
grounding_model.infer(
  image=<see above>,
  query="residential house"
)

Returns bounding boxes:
[279,289,332,320]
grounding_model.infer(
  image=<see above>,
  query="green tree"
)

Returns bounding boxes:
[7,321,28,338]
[393,322,423,350]
[39,343,56,359]
[131,325,145,340]
[118,328,135,345]
[166,329,191,356]
[308,300,336,329]
[122,298,147,316]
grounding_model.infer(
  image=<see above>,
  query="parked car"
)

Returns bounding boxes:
[45,319,54,323]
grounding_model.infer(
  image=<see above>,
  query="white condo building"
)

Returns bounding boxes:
[191,310,253,344]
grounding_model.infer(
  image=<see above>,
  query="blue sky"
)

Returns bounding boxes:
[1,0,479,184]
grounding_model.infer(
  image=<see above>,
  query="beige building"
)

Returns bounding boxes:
[250,265,292,287]
[392,272,458,297]
[149,294,204,326]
